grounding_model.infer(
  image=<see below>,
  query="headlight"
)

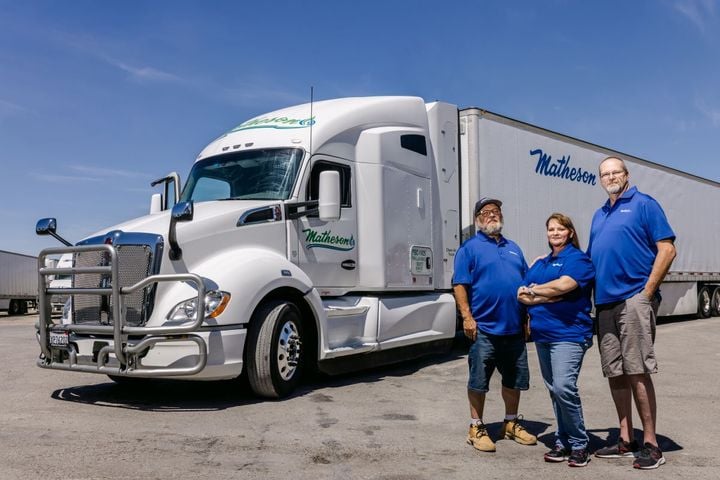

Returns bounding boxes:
[168,290,231,322]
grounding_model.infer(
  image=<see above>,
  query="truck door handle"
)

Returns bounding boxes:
[341,260,356,270]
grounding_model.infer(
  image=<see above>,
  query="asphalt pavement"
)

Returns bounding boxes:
[0,312,718,479]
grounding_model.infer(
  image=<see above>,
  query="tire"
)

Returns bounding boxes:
[8,300,21,316]
[246,300,304,399]
[711,287,720,317]
[697,286,712,319]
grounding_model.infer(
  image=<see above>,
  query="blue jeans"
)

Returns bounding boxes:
[468,329,529,392]
[535,340,591,451]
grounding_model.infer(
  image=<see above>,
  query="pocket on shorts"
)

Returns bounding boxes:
[633,291,651,303]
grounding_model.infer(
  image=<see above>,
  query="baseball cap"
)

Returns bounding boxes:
[474,197,502,216]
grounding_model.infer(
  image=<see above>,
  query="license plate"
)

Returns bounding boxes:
[49,331,69,347]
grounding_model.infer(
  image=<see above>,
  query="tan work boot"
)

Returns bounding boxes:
[467,423,496,452]
[503,415,537,445]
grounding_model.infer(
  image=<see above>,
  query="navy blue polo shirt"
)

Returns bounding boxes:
[452,232,528,335]
[524,245,595,343]
[588,186,675,305]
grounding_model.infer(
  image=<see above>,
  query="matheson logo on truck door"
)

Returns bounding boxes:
[530,149,596,185]
[302,228,356,251]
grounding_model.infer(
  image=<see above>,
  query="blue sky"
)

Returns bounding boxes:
[1,0,719,255]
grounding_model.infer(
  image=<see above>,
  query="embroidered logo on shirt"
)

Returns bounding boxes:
[620,209,632,213]
[552,262,563,267]
[508,251,520,257]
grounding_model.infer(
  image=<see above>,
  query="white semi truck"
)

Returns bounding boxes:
[0,249,38,315]
[35,96,720,398]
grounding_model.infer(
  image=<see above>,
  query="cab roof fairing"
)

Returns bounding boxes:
[195,96,431,162]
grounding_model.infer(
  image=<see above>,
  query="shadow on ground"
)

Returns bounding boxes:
[50,341,469,411]
[537,427,682,453]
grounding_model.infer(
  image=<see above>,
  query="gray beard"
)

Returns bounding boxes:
[606,184,622,194]
[478,221,503,236]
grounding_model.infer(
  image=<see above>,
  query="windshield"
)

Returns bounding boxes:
[180,148,304,202]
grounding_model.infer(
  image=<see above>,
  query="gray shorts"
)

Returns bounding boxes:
[597,292,660,377]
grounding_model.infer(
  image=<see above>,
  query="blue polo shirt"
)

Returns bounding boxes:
[588,186,675,305]
[452,232,528,335]
[524,245,595,343]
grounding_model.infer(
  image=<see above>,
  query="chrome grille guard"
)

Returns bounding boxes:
[36,244,208,377]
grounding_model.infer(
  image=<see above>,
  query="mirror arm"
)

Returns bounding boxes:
[285,201,319,220]
[49,231,73,247]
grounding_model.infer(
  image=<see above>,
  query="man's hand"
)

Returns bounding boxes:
[453,284,477,341]
[463,315,477,341]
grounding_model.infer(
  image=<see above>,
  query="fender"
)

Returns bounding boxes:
[148,247,324,340]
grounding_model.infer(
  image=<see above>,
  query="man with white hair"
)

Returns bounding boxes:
[588,156,676,470]
[453,197,537,453]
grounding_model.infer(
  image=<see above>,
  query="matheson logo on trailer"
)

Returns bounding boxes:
[530,149,596,185]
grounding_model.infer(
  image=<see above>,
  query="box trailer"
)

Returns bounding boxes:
[0,250,38,315]
[33,96,720,398]
[459,109,720,318]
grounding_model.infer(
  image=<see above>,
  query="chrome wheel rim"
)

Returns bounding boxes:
[277,320,301,381]
[701,290,711,316]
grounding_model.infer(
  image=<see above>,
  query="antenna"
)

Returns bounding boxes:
[309,86,314,156]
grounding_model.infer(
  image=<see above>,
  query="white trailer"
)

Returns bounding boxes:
[34,96,720,398]
[0,250,38,315]
[459,109,720,318]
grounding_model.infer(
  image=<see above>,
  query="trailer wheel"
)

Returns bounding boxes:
[697,287,712,319]
[246,300,304,399]
[8,300,21,316]
[711,287,720,317]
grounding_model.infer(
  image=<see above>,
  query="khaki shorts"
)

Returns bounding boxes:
[597,292,660,377]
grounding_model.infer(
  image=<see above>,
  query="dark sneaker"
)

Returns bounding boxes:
[544,445,570,462]
[633,443,666,470]
[594,439,639,458]
[568,448,590,467]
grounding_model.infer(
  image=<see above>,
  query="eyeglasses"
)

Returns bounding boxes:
[600,170,626,180]
[477,208,502,218]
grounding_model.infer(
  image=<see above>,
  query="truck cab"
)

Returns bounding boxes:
[35,97,460,398]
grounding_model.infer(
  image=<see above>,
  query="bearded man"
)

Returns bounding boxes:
[452,197,537,453]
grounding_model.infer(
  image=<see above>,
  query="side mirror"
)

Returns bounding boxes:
[168,201,194,260]
[318,170,341,222]
[172,201,194,222]
[36,218,72,246]
[150,172,181,210]
[149,193,163,214]
[36,218,57,235]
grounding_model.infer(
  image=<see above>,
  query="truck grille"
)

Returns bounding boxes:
[73,245,155,326]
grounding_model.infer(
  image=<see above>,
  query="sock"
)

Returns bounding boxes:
[504,414,517,421]
[471,418,483,426]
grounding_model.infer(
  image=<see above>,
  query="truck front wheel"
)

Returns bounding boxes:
[246,300,304,398]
